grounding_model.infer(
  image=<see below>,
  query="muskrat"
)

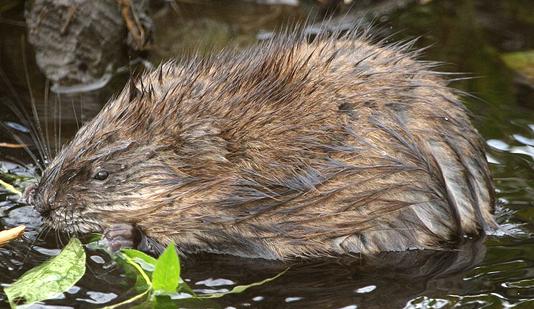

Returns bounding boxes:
[26,27,496,260]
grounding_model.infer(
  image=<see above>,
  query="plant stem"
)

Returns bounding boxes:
[101,252,153,308]
[102,288,151,309]
[120,252,152,286]
[0,179,22,196]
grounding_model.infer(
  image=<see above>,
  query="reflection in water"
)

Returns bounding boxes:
[182,239,487,308]
[0,227,487,308]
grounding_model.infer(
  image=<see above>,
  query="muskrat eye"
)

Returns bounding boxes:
[94,170,109,181]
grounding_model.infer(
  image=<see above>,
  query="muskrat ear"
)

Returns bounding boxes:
[180,119,229,163]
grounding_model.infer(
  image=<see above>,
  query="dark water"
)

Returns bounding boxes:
[1,0,533,308]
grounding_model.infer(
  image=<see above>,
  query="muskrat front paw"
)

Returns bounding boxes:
[103,224,138,252]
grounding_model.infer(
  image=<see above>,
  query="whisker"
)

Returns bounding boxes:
[43,79,52,163]
[38,225,51,244]
[53,94,59,155]
[0,54,46,171]
[21,224,50,265]
[64,209,71,240]
[81,94,85,124]
[58,94,62,154]
[4,154,34,173]
[71,96,80,130]
[0,122,44,171]
[20,36,49,163]
[0,94,43,170]
[56,230,64,248]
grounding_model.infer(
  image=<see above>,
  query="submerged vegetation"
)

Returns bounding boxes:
[501,50,534,85]
[4,235,286,308]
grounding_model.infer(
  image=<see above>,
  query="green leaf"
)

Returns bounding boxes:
[102,243,287,308]
[117,252,152,287]
[4,238,86,307]
[122,249,157,272]
[152,242,180,293]
[116,258,151,291]
[85,233,104,244]
[102,252,153,309]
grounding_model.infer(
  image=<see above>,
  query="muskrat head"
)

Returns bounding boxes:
[29,134,176,234]
[26,89,200,235]
[27,71,232,238]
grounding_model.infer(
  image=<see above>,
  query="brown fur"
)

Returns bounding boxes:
[31,27,496,259]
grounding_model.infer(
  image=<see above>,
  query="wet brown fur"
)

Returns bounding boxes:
[33,27,496,259]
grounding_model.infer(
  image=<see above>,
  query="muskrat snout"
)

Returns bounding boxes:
[23,183,52,217]
[22,183,37,206]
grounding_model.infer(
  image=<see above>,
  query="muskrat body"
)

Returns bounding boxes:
[30,28,496,260]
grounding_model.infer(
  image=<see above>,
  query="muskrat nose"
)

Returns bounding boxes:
[22,183,37,205]
[47,194,55,206]
[23,184,52,217]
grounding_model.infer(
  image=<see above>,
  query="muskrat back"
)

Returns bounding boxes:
[29,27,496,259]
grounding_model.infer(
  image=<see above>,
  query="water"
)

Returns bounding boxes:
[1,0,533,307]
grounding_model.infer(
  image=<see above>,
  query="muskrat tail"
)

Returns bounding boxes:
[429,133,497,235]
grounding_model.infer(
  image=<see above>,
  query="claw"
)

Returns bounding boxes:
[103,223,138,252]
[102,223,162,255]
